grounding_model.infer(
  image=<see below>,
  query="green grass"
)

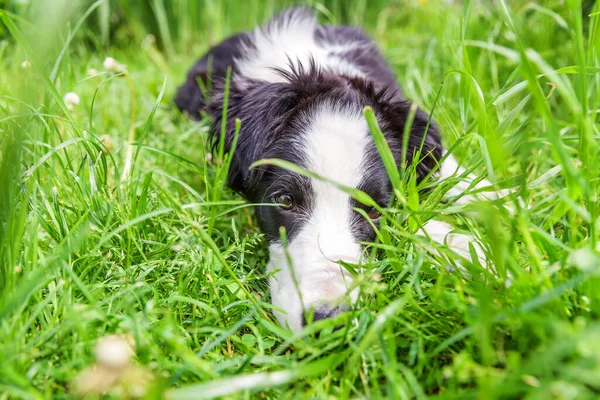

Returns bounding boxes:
[1,0,599,398]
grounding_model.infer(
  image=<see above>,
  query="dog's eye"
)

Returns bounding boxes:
[273,194,294,210]
[367,207,382,220]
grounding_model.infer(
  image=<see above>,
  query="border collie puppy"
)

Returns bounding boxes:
[175,8,499,332]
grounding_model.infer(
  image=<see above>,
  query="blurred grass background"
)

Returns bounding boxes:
[0,0,599,398]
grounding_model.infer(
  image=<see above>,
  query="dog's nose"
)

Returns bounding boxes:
[313,306,341,321]
[302,306,341,326]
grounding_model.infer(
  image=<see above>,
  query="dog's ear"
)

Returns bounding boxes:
[174,62,209,119]
[381,100,443,180]
[174,33,251,119]
[346,77,443,180]
[209,81,300,198]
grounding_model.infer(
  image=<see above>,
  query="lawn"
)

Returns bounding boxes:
[0,0,599,398]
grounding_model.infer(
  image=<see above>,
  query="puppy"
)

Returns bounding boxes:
[175,8,503,332]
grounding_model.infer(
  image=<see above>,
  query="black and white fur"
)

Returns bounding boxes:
[175,8,503,332]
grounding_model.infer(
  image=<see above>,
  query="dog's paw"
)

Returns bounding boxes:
[420,220,487,270]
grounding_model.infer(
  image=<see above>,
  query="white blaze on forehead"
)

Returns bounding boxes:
[267,105,371,332]
[304,106,369,186]
[235,12,365,84]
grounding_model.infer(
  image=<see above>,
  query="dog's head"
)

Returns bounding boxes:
[210,67,442,331]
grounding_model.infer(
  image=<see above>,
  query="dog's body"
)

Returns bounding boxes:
[175,8,501,332]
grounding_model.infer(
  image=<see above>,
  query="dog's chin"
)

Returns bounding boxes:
[266,242,360,333]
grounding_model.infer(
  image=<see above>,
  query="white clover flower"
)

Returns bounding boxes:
[103,57,117,71]
[73,333,149,397]
[94,335,134,369]
[87,68,98,77]
[99,134,113,153]
[63,92,80,111]
[142,34,156,49]
[103,57,125,73]
[21,60,31,69]
[14,265,22,274]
